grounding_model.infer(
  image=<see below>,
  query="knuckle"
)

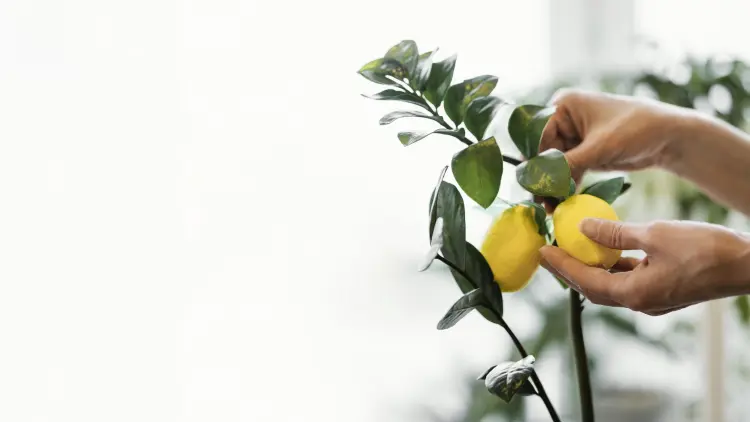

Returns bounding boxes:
[609,223,624,248]
[552,88,584,105]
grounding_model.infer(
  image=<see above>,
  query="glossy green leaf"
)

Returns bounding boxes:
[445,243,501,325]
[418,218,444,272]
[379,110,441,125]
[568,178,577,197]
[397,129,465,146]
[385,40,419,80]
[444,76,498,126]
[451,137,503,208]
[362,89,432,113]
[357,58,406,85]
[467,242,503,317]
[436,289,485,330]
[480,356,536,403]
[461,75,499,109]
[424,54,457,107]
[436,182,466,269]
[621,182,632,196]
[582,177,626,204]
[515,149,571,197]
[411,50,437,92]
[428,166,449,238]
[508,105,556,158]
[518,201,548,236]
[735,296,750,326]
[444,84,465,126]
[464,96,503,141]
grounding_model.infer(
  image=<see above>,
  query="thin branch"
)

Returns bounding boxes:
[435,254,561,422]
[570,289,594,422]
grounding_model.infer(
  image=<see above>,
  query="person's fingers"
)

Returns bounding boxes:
[610,257,643,273]
[539,245,626,304]
[539,257,621,306]
[564,144,600,180]
[579,218,647,250]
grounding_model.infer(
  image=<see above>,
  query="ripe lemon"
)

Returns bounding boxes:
[481,205,546,292]
[553,194,622,268]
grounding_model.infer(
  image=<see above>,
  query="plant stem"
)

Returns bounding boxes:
[570,289,594,422]
[435,254,561,422]
[393,80,523,165]
[500,320,561,422]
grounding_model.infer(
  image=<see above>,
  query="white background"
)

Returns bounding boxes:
[1,0,749,421]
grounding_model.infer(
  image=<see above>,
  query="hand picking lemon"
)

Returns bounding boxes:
[553,194,622,268]
[481,205,546,292]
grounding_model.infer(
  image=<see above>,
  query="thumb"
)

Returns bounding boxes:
[579,218,645,250]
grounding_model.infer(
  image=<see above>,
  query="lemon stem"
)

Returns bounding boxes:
[570,289,594,422]
[434,254,561,422]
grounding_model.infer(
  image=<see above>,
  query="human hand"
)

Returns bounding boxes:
[538,218,750,315]
[540,89,686,181]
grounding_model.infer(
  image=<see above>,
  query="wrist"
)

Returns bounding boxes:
[657,107,706,172]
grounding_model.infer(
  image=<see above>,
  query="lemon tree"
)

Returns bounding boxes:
[358,40,633,422]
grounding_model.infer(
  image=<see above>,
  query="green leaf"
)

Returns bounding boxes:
[418,218,444,272]
[397,129,465,146]
[379,110,441,125]
[464,96,503,141]
[451,137,504,208]
[424,54,457,107]
[436,182,466,269]
[735,296,750,326]
[480,356,536,403]
[467,242,503,317]
[508,105,556,158]
[621,182,632,196]
[411,50,437,92]
[461,75,499,110]
[515,149,571,197]
[428,166,449,238]
[444,243,501,325]
[444,84,465,126]
[385,40,419,80]
[362,89,432,113]
[517,201,548,237]
[582,177,626,204]
[444,76,498,126]
[357,58,406,85]
[568,178,577,197]
[436,289,486,330]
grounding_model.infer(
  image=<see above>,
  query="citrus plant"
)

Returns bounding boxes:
[358,40,632,422]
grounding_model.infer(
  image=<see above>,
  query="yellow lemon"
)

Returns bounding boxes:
[553,194,622,268]
[481,205,546,292]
